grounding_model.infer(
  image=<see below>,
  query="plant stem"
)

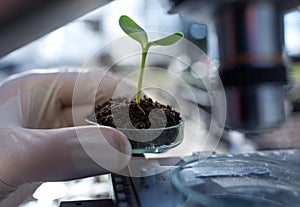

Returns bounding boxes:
[136,48,148,103]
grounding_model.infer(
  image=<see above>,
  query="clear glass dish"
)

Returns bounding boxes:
[171,156,300,207]
[85,114,184,154]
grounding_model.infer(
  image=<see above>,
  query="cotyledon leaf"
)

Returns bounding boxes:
[119,15,148,48]
[150,32,183,46]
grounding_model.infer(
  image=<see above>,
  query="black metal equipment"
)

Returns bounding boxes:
[168,0,300,133]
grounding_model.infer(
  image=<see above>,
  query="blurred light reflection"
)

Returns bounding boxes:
[33,182,67,207]
[284,10,300,56]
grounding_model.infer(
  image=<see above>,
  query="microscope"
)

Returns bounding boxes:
[169,0,299,133]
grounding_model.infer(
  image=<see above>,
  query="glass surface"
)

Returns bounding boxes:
[172,156,300,207]
[85,114,184,154]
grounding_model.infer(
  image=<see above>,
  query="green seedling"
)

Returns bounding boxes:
[119,15,183,103]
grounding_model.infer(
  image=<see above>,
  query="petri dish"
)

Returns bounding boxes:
[171,155,300,207]
[85,114,184,154]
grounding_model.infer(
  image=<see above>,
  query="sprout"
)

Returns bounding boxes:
[119,15,183,103]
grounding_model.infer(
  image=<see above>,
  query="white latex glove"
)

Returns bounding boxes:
[0,69,132,206]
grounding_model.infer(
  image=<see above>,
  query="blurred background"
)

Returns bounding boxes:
[0,0,299,206]
[0,0,183,75]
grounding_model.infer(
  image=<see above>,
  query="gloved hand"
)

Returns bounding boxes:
[0,69,132,206]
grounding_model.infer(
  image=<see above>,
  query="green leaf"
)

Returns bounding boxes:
[150,32,183,46]
[119,15,148,48]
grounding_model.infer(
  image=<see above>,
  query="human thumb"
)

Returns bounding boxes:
[21,125,132,184]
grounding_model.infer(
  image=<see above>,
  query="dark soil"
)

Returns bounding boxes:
[94,96,181,129]
[92,96,182,150]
